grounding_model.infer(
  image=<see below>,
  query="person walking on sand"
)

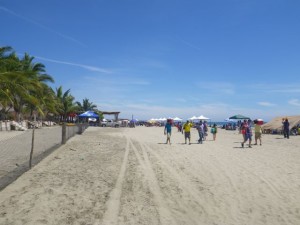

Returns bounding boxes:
[210,123,217,141]
[164,119,172,144]
[240,119,247,141]
[196,121,204,144]
[283,118,290,139]
[254,120,262,145]
[182,120,193,144]
[241,120,252,148]
[203,121,208,141]
[177,122,182,132]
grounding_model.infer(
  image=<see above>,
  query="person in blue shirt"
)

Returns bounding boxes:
[164,119,172,145]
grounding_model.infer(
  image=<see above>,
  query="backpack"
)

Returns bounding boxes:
[210,127,215,134]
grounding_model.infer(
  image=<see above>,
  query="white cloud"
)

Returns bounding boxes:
[258,102,276,107]
[271,89,300,93]
[252,84,300,93]
[97,101,234,121]
[82,76,150,86]
[92,97,292,121]
[35,56,112,74]
[288,99,300,106]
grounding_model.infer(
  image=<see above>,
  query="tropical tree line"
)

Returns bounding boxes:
[0,46,100,122]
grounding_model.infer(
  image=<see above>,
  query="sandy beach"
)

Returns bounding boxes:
[0,126,299,225]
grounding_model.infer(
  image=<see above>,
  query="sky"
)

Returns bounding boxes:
[1,0,300,121]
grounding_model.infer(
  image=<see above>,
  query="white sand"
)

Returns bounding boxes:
[0,126,299,225]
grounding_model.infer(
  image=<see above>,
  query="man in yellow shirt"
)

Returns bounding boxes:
[254,120,262,145]
[182,120,193,144]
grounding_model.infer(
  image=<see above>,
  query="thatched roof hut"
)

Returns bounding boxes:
[262,115,300,133]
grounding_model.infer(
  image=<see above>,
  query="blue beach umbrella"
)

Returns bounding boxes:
[78,111,99,118]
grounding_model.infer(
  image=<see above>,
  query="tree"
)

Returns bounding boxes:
[55,86,77,122]
[76,98,97,113]
[19,53,55,119]
[0,49,14,119]
[0,47,55,121]
[0,47,26,120]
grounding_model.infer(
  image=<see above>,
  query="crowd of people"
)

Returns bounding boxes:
[163,118,295,147]
[240,119,262,148]
[164,119,218,145]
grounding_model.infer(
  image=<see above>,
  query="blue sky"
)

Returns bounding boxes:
[1,0,300,121]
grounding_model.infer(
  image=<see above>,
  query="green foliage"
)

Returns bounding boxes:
[76,98,97,113]
[0,46,101,121]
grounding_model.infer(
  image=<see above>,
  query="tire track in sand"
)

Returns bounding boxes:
[94,136,130,225]
[129,138,177,225]
[142,143,218,224]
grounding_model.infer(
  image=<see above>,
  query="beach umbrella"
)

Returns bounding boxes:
[197,115,210,120]
[189,116,198,121]
[254,118,264,125]
[173,117,183,121]
[229,114,250,120]
[78,111,99,118]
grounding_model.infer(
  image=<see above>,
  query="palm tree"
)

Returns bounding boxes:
[0,47,55,121]
[55,86,77,122]
[20,54,55,120]
[76,98,97,113]
[0,47,24,120]
[14,53,54,121]
[25,84,58,121]
[41,86,59,119]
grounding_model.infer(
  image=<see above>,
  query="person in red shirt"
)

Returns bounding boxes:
[241,120,252,148]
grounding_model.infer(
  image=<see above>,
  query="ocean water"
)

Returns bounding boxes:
[209,121,227,125]
[209,122,233,126]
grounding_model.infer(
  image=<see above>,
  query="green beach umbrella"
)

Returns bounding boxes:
[229,114,250,120]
